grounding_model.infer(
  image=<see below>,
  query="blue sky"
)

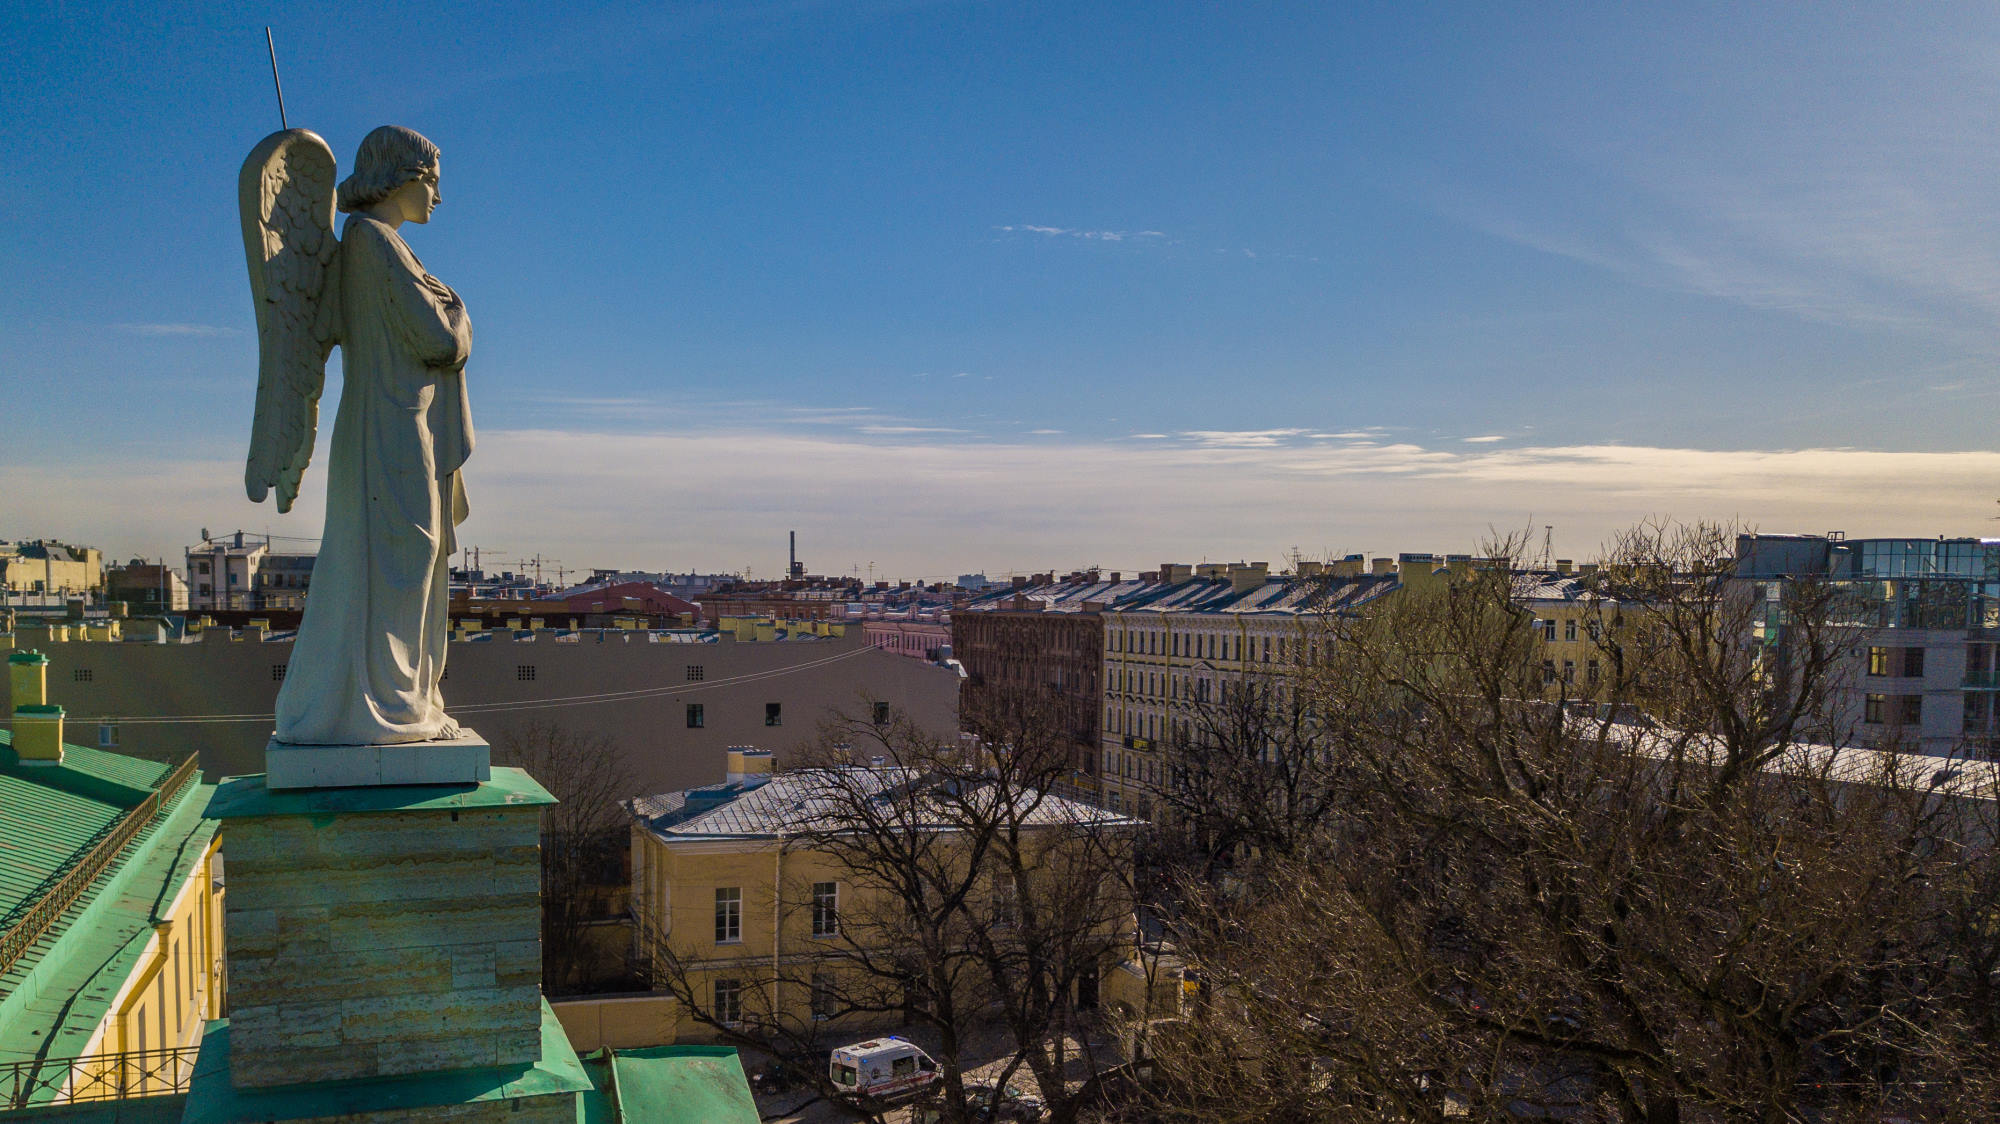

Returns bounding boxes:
[6,2,2000,579]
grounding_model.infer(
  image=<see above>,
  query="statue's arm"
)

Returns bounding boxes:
[356,222,472,371]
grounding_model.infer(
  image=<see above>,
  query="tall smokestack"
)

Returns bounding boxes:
[789,531,801,580]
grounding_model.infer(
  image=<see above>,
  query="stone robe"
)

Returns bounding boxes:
[273,213,472,745]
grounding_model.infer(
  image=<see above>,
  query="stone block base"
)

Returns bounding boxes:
[206,771,556,1091]
[266,730,492,790]
[178,1001,593,1123]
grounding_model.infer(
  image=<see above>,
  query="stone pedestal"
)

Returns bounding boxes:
[265,730,492,791]
[205,769,559,1093]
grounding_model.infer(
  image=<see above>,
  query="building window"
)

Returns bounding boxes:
[72,668,92,683]
[1903,647,1925,678]
[1562,660,1575,683]
[811,972,836,1021]
[714,887,741,943]
[812,881,839,937]
[872,701,891,725]
[1900,695,1923,725]
[1587,659,1600,684]
[1868,647,1890,677]
[1564,618,1578,642]
[1864,694,1886,725]
[766,702,782,727]
[516,665,536,681]
[687,703,705,728]
[1540,618,1557,642]
[714,977,743,1025]
[991,878,1017,927]
[97,722,118,748]
[271,664,287,681]
[1542,660,1557,684]
[686,664,705,682]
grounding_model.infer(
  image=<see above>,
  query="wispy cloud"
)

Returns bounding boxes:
[997,224,1167,243]
[1462,435,1508,443]
[856,425,968,435]
[115,322,240,338]
[1179,429,1310,448]
[15,428,1999,577]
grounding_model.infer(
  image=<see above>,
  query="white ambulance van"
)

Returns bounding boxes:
[829,1037,940,1100]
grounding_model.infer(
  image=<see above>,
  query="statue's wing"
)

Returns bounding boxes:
[240,128,340,513]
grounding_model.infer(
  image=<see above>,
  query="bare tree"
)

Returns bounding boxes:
[491,719,639,996]
[1147,523,2000,1123]
[639,693,1141,1124]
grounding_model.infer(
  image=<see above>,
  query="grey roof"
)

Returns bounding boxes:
[628,767,1140,841]
[964,573,1400,619]
[1114,573,1400,617]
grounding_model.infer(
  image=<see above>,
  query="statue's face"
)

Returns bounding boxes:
[401,163,441,225]
[380,163,441,226]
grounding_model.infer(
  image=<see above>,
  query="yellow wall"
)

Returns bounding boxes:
[73,835,225,1097]
[1,549,103,595]
[631,817,1133,1045]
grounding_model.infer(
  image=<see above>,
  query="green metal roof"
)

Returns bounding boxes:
[0,728,209,1076]
[587,1046,759,1124]
[0,732,176,927]
[0,780,217,1067]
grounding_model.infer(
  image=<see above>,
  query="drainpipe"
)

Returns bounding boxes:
[772,833,785,1025]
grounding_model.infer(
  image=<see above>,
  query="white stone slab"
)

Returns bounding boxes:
[265,729,491,790]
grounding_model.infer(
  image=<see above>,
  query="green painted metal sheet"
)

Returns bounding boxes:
[608,1046,759,1124]
[0,784,218,1065]
[205,766,556,820]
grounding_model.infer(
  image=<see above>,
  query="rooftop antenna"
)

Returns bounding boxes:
[1539,524,1554,570]
[264,28,289,130]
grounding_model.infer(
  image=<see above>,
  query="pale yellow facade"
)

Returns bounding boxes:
[1101,608,1319,817]
[0,543,103,596]
[627,761,1138,1047]
[73,833,227,1096]
[630,832,878,1041]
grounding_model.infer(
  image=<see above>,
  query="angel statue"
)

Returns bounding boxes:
[241,125,471,747]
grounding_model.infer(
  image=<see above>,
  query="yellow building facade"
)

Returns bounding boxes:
[2,649,224,1108]
[624,749,1136,1046]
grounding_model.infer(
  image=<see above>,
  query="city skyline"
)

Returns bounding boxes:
[7,3,2000,575]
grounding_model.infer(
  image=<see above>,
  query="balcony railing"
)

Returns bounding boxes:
[1964,671,2000,689]
[2,1045,201,1108]
[0,754,198,977]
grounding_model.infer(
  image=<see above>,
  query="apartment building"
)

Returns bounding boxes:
[1737,533,2000,758]
[0,541,103,598]
[954,571,1172,797]
[1099,558,1405,816]
[183,531,316,612]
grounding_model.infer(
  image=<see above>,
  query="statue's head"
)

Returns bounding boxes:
[337,126,442,221]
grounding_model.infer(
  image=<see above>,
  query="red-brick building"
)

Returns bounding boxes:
[953,571,1176,798]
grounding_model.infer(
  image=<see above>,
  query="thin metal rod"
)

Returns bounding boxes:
[265,27,288,130]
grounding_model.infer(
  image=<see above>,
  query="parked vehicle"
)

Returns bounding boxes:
[913,1080,1047,1123]
[828,1037,939,1101]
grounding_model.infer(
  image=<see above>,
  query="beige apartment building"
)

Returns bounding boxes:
[1099,558,1404,816]
[1,541,103,597]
